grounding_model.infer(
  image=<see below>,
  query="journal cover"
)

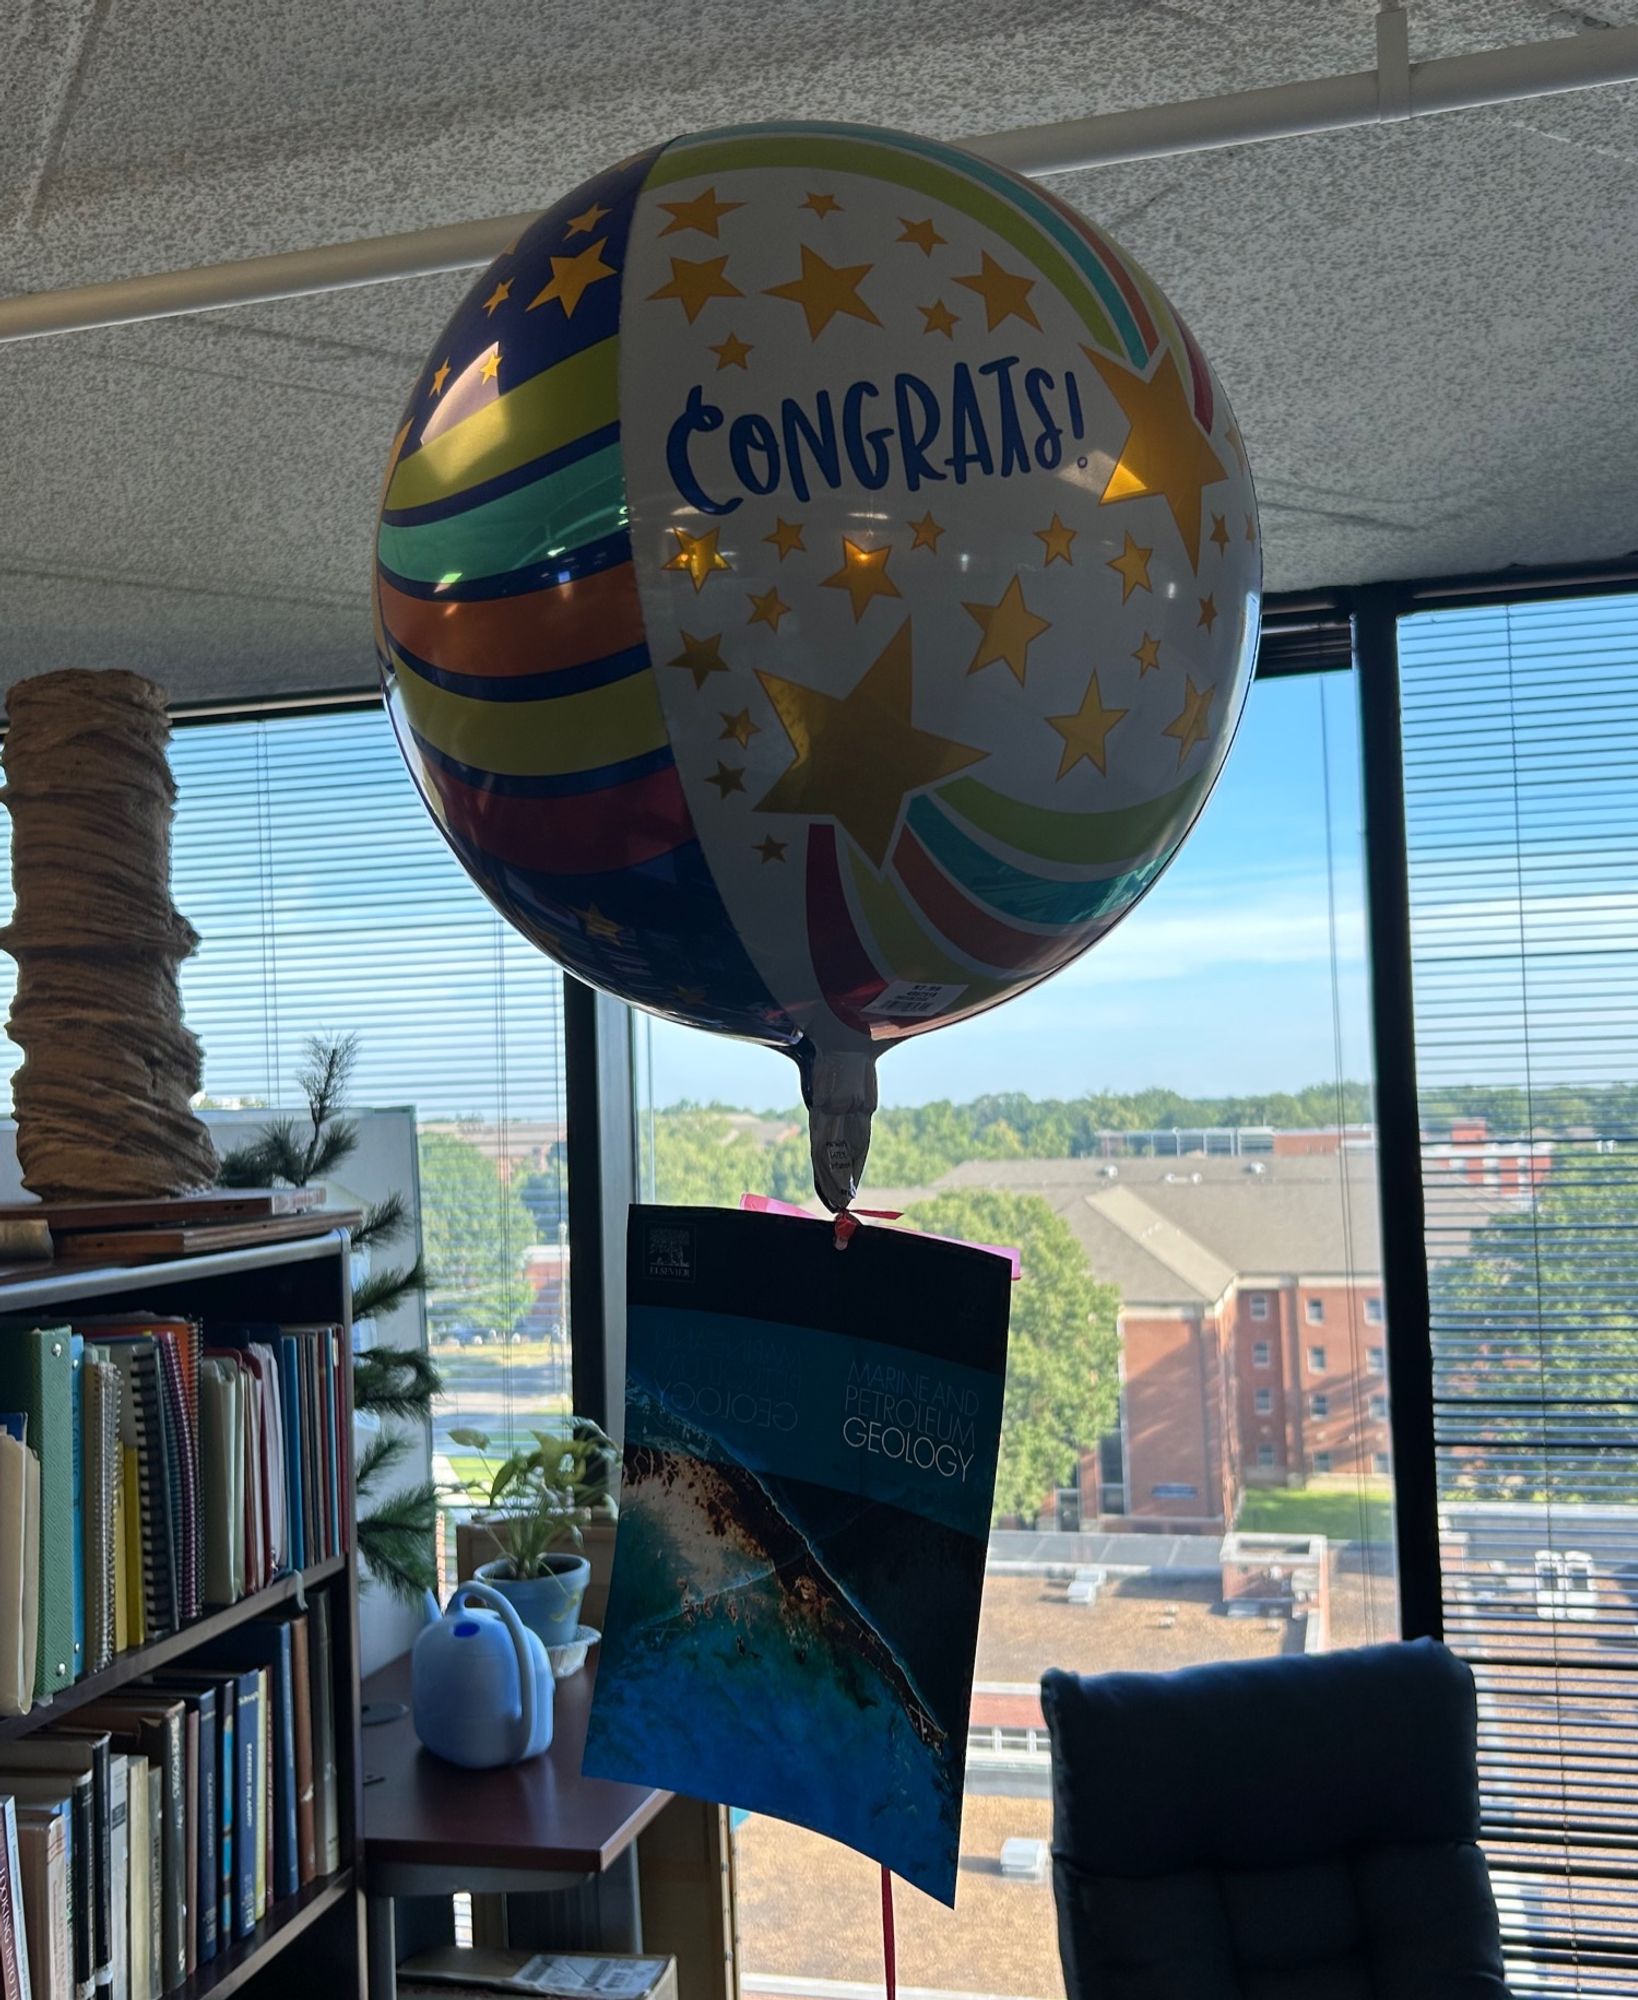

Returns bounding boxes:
[0,1326,75,1699]
[585,1205,1012,1904]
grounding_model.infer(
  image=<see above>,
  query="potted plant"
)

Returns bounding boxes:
[448,1418,618,1657]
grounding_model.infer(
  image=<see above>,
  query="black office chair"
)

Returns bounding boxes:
[1041,1638,1511,1998]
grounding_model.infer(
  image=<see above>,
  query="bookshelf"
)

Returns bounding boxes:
[0,1224,365,1999]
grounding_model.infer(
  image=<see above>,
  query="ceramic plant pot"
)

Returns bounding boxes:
[474,1552,592,1651]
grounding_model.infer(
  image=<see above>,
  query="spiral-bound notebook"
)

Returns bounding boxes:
[92,1337,177,1640]
[83,1357,122,1674]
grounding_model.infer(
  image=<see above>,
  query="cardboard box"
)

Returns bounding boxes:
[398,1948,676,2000]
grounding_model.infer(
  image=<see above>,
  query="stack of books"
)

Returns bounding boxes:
[0,1317,349,1714]
[0,1602,342,1998]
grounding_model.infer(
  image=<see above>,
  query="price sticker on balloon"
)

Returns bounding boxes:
[375,120,1259,1209]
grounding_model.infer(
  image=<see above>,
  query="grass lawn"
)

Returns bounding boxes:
[1237,1483,1394,1543]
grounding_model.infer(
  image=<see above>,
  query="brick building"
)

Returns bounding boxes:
[928,1149,1516,1532]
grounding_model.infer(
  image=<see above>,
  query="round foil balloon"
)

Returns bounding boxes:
[376,121,1260,1209]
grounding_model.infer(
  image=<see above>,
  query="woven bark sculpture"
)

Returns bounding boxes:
[0,669,218,1199]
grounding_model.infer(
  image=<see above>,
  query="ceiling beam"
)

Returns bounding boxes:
[3,9,1636,344]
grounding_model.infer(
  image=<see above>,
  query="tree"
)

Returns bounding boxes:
[418,1130,539,1329]
[516,1165,567,1239]
[646,1106,809,1207]
[1429,1147,1638,1498]
[908,1189,1121,1526]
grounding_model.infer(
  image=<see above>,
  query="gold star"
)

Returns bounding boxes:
[658,187,743,239]
[1246,512,1257,544]
[720,710,760,748]
[765,518,805,560]
[821,539,900,621]
[964,575,1050,684]
[1035,513,1077,565]
[1163,674,1216,766]
[664,527,731,592]
[576,904,623,941]
[908,512,945,553]
[801,192,842,218]
[918,299,959,339]
[1209,513,1230,554]
[764,244,880,340]
[1048,671,1128,779]
[707,762,746,799]
[565,202,611,238]
[1133,633,1162,675]
[897,217,946,256]
[710,331,753,371]
[1084,346,1228,570]
[528,239,618,318]
[748,586,790,632]
[482,279,512,315]
[756,619,985,868]
[669,629,728,687]
[480,347,502,383]
[648,254,742,324]
[1107,530,1153,602]
[953,250,1040,332]
[754,836,788,864]
[429,358,451,396]
[1198,594,1218,631]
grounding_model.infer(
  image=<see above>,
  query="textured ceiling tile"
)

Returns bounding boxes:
[3,0,1637,695]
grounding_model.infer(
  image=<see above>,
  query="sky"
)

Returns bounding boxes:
[642,668,1375,1111]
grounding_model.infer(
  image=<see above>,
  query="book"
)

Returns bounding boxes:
[280,1613,316,1887]
[137,1683,215,1967]
[0,1793,28,2000]
[13,1801,69,2000]
[0,1740,110,2000]
[0,1327,76,1699]
[197,1363,240,1607]
[0,1779,87,2000]
[81,1363,121,1677]
[123,1761,149,2000]
[0,1436,39,1718]
[101,1759,125,2000]
[275,1342,305,1574]
[142,1766,161,2000]
[117,1450,142,1653]
[254,1669,269,1920]
[186,1627,295,1904]
[308,1592,339,1876]
[65,1706,181,1997]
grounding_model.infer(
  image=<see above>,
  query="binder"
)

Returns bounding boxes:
[0,1436,39,1718]
[0,1326,75,1699]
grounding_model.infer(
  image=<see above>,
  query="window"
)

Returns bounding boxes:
[1368,1395,1388,1422]
[1368,1346,1386,1375]
[1308,1345,1328,1374]
[1373,1454,1392,1477]
[1311,1393,1330,1420]
[1364,1297,1384,1325]
[1401,590,1638,1982]
[1249,1293,1270,1321]
[0,706,573,1473]
[635,668,1398,2000]
[1305,1297,1326,1325]
[1312,1452,1333,1475]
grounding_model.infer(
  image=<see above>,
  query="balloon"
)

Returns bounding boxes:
[375,120,1260,1210]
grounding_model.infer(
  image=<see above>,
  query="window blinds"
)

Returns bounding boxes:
[0,702,570,1439]
[1401,593,1638,1991]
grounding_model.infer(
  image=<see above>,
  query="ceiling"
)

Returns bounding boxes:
[3,0,1636,704]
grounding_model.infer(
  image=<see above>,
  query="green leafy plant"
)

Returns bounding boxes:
[448,1417,618,1579]
[217,1031,442,1604]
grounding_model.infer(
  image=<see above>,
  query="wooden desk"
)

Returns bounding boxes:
[361,1653,671,1996]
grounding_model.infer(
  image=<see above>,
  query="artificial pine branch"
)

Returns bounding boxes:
[353,1343,443,1423]
[352,1256,427,1325]
[354,1428,415,1497]
[355,1191,410,1248]
[356,1481,441,1603]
